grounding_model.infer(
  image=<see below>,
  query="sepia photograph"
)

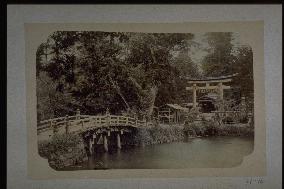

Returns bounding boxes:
[7,4,282,188]
[35,30,255,170]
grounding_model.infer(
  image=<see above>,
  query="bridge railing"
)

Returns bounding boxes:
[37,114,148,134]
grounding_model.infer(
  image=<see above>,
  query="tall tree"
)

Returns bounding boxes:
[125,33,194,117]
[168,51,201,104]
[231,46,254,100]
[36,31,198,119]
[201,32,235,77]
[200,32,254,105]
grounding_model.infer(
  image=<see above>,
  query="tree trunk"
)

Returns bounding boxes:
[146,86,158,117]
[108,75,131,111]
[129,76,158,117]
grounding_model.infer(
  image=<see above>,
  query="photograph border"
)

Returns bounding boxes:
[26,21,266,179]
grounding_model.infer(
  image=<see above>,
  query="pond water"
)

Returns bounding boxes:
[66,136,254,170]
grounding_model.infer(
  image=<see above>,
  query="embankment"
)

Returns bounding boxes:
[184,121,254,137]
[38,133,88,170]
[130,124,185,146]
[131,121,253,146]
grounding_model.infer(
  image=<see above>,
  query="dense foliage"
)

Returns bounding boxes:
[201,33,254,102]
[131,125,185,146]
[36,31,254,121]
[37,31,198,120]
[38,134,87,169]
[184,121,253,137]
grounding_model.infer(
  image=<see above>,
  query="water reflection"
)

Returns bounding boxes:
[68,136,254,170]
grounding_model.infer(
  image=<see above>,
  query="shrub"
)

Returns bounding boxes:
[134,124,184,146]
[38,133,87,169]
[184,120,253,137]
[187,107,202,122]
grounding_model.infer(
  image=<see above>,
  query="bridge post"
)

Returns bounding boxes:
[81,120,84,128]
[92,133,96,153]
[89,137,93,155]
[247,112,253,126]
[49,120,52,129]
[103,135,108,152]
[50,120,55,135]
[143,115,147,127]
[65,115,69,134]
[106,108,110,126]
[117,133,121,149]
[135,115,138,126]
[193,83,197,108]
[52,121,58,135]
[126,117,129,125]
[218,82,225,111]
[76,109,80,120]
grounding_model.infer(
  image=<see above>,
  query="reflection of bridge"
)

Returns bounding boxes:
[37,111,151,154]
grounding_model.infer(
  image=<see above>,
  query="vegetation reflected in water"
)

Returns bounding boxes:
[65,136,253,170]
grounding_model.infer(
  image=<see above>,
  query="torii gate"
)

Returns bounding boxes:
[186,74,237,108]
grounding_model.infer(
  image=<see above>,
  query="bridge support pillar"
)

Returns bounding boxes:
[89,137,93,155]
[103,135,108,152]
[117,133,121,149]
[193,83,197,108]
[65,115,69,134]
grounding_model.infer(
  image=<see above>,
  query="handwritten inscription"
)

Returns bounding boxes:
[245,177,264,184]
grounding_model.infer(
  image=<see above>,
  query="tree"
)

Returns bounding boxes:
[231,46,254,103]
[201,32,235,77]
[200,33,254,97]
[36,31,199,120]
[125,33,195,117]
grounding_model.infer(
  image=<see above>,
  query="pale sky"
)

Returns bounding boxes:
[189,32,242,65]
[188,33,209,64]
[189,32,246,74]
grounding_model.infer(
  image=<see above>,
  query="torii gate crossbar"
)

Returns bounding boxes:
[186,74,237,108]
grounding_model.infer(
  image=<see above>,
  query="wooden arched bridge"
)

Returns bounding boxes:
[37,110,152,154]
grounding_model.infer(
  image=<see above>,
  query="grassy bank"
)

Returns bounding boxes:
[38,133,88,170]
[131,121,253,146]
[37,121,253,169]
[184,121,254,137]
[131,124,185,146]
